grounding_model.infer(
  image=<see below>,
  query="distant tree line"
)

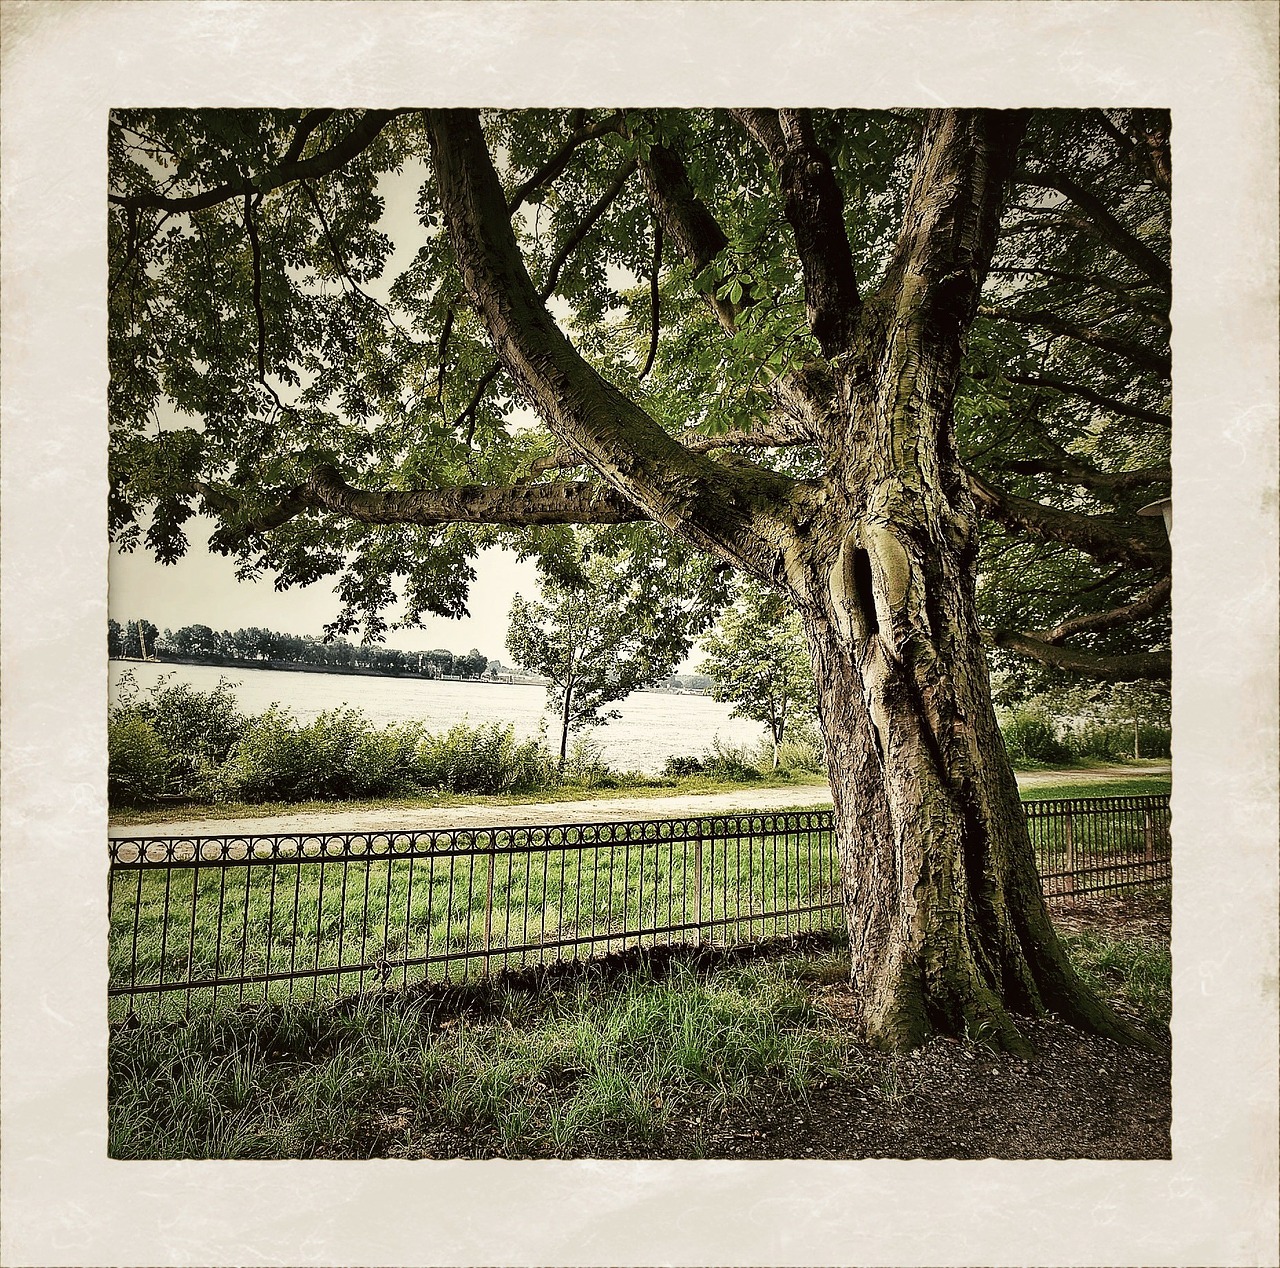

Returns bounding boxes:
[108,618,495,680]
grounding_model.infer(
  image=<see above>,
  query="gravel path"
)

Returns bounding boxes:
[108,764,1167,838]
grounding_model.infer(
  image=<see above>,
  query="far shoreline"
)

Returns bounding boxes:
[109,656,709,695]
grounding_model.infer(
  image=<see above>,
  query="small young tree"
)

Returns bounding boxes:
[700,581,817,768]
[506,538,718,769]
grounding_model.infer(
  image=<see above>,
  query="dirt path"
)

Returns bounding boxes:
[108,764,1168,838]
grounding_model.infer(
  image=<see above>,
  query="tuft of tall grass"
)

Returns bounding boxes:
[1062,928,1171,1033]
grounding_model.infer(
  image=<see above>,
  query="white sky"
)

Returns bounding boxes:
[107,530,540,657]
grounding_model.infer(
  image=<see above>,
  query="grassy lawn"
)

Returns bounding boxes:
[108,912,1171,1160]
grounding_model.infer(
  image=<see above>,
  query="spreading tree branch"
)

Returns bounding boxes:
[966,469,1170,568]
[1015,168,1171,290]
[987,630,1170,680]
[110,110,408,213]
[1002,455,1170,494]
[424,108,792,574]
[505,111,626,213]
[731,108,862,356]
[198,467,650,539]
[1033,575,1172,645]
[1003,372,1170,428]
[981,305,1170,378]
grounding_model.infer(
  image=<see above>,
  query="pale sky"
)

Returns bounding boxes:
[108,530,541,658]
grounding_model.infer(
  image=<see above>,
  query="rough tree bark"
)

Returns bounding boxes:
[423,108,1150,1053]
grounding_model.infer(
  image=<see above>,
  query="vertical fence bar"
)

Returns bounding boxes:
[483,842,495,974]
[236,864,251,1005]
[187,854,202,1013]
[693,829,704,947]
[1063,812,1076,897]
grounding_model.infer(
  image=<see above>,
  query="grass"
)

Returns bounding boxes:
[108,916,1171,1160]
[1018,773,1171,801]
[1061,924,1172,1034]
[109,938,862,1159]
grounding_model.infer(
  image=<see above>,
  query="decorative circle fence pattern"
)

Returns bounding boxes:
[109,795,1169,1018]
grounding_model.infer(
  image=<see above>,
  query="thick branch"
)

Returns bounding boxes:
[527,418,816,476]
[636,127,836,436]
[876,110,1028,363]
[1035,575,1171,645]
[1004,372,1170,428]
[636,139,737,331]
[1002,455,1170,494]
[988,630,1170,681]
[424,109,791,572]
[199,468,649,537]
[506,111,625,213]
[982,306,1170,378]
[109,110,406,213]
[732,108,861,356]
[966,470,1170,568]
[1016,168,1170,290]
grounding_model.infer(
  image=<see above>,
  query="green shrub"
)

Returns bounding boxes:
[663,755,706,778]
[772,722,826,774]
[109,672,246,804]
[1065,722,1171,761]
[108,715,174,805]
[699,739,762,782]
[1000,710,1072,765]
[417,721,557,794]
[561,736,617,789]
[220,709,430,802]
[219,706,314,802]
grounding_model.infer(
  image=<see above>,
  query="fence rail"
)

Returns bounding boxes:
[108,794,1169,1017]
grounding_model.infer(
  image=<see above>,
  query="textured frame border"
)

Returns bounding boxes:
[2,2,1277,1265]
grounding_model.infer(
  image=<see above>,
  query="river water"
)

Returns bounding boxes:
[108,661,766,774]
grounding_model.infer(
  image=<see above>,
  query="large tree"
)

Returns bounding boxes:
[108,106,1169,1051]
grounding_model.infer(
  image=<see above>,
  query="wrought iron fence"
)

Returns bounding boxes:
[108,794,1169,1017]
[1025,794,1171,899]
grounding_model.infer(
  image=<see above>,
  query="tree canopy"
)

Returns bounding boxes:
[505,531,724,766]
[109,107,1169,675]
[699,579,817,767]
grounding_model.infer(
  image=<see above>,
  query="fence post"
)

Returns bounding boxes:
[1143,809,1156,865]
[1063,812,1076,896]
[483,844,495,973]
[693,829,703,947]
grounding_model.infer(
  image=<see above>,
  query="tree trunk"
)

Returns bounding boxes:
[558,680,573,774]
[792,417,1148,1054]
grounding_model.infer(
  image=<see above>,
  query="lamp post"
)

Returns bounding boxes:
[1138,496,1172,540]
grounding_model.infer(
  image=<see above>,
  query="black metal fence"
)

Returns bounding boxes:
[1025,794,1171,899]
[108,794,1169,1017]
